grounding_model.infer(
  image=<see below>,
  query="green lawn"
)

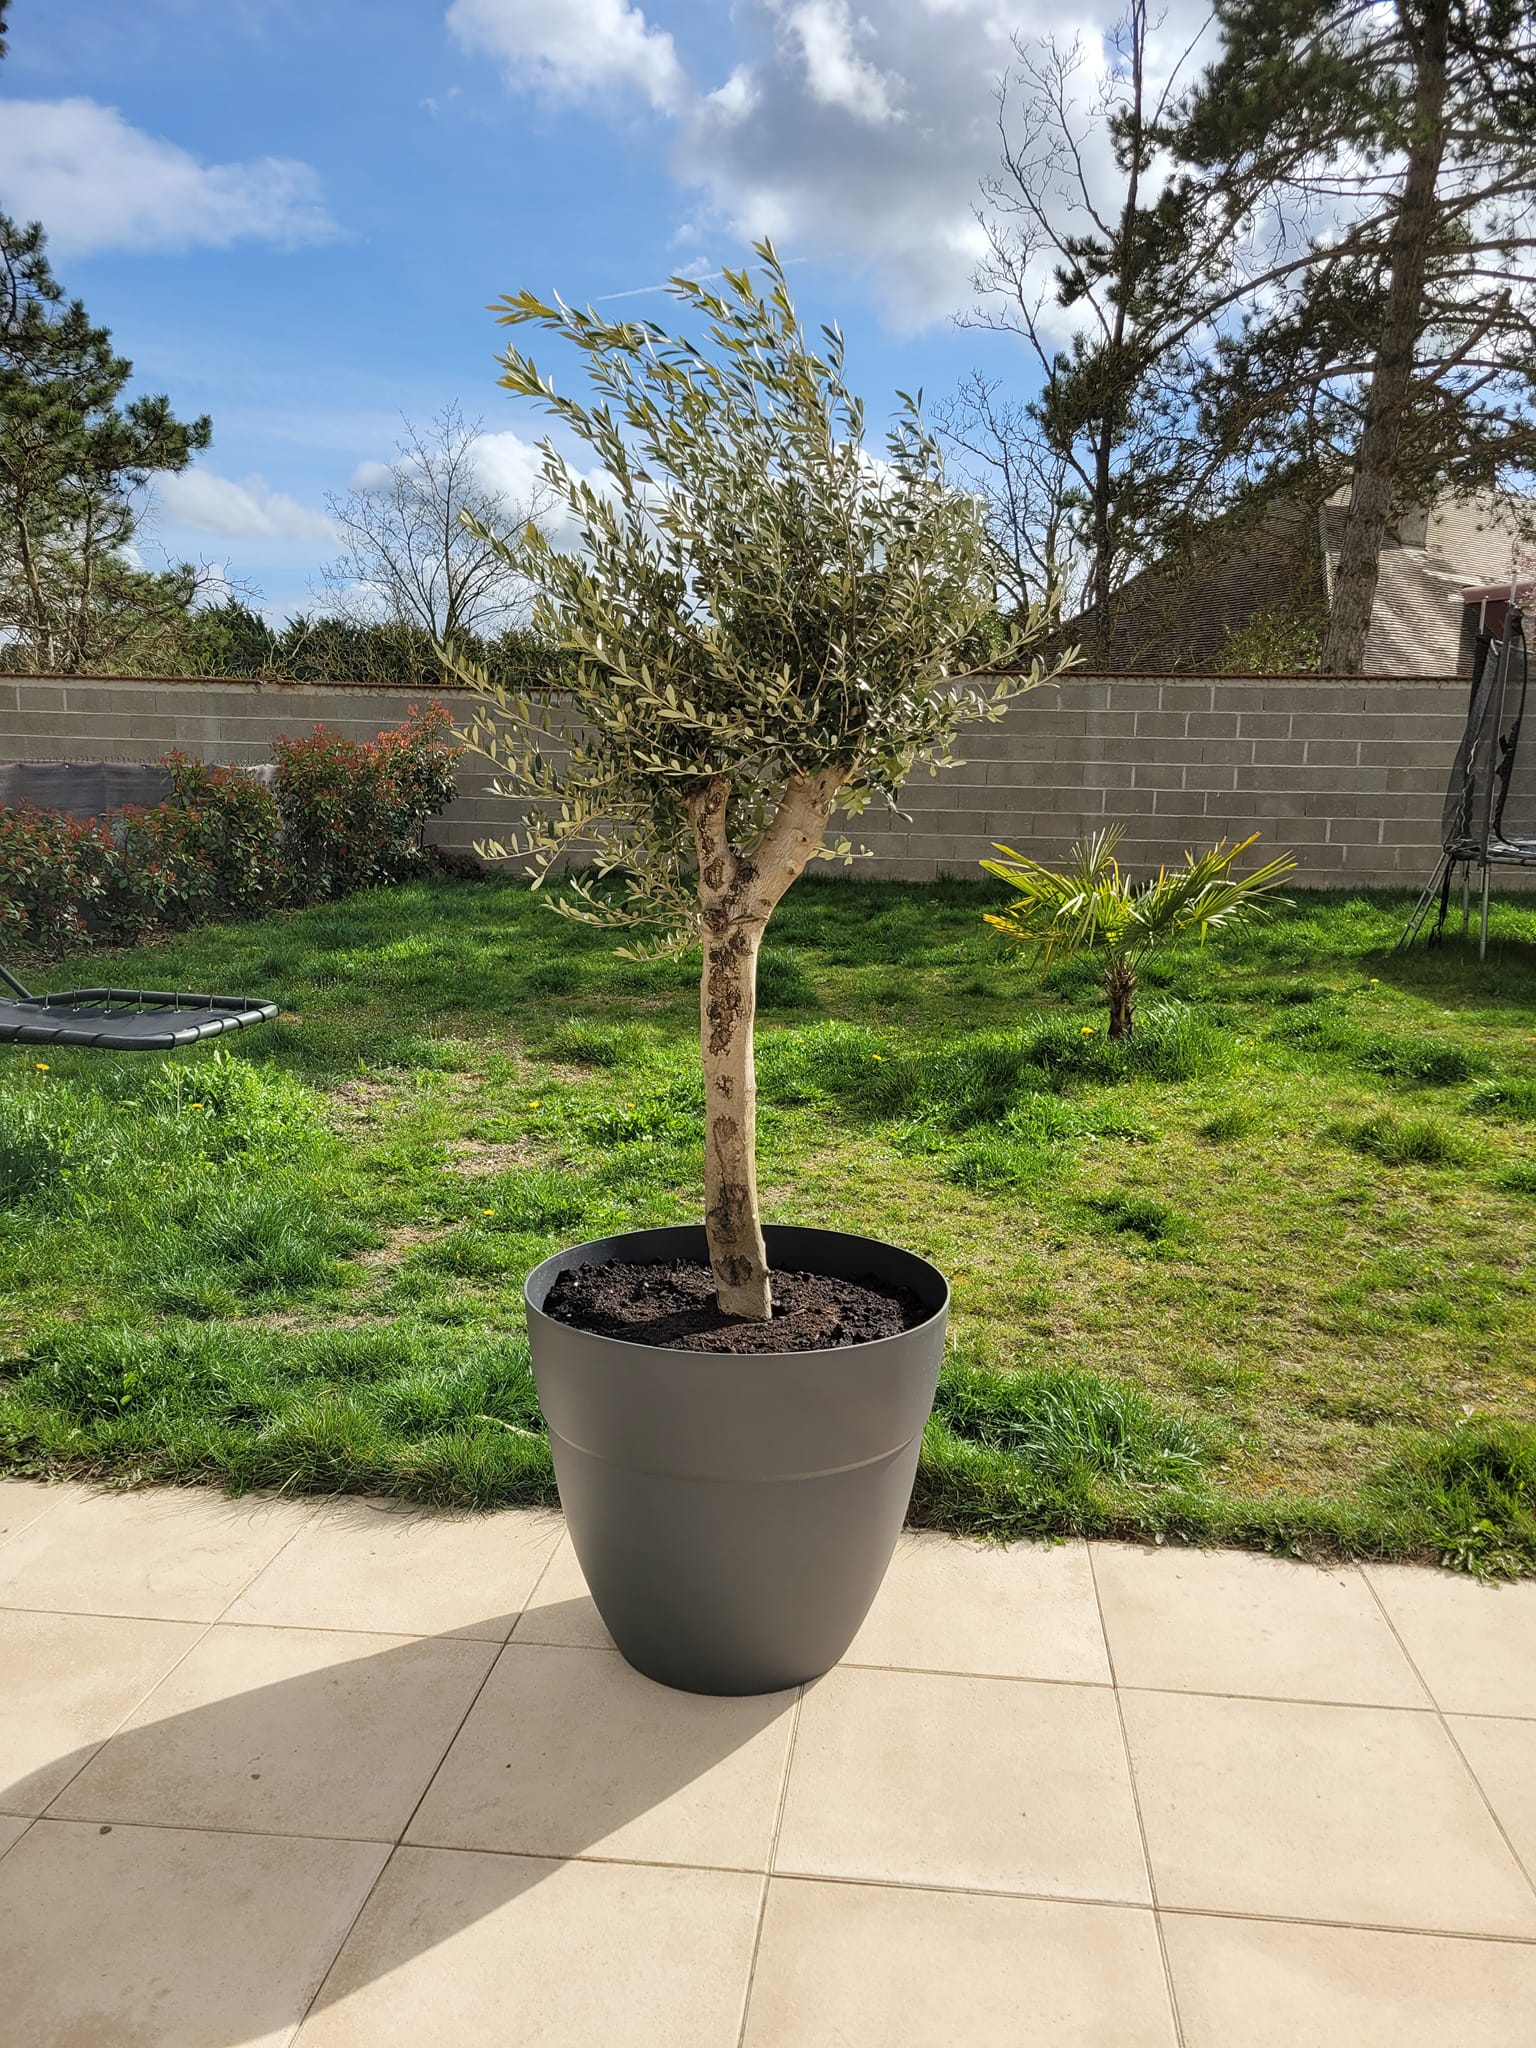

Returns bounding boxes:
[2,873,1534,1574]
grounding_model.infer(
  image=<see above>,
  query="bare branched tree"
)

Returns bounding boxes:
[932,372,1081,619]
[320,403,546,647]
[961,4,1225,650]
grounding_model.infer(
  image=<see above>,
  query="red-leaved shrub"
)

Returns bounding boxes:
[0,704,460,956]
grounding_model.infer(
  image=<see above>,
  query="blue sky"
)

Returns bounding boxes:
[0,0,1143,621]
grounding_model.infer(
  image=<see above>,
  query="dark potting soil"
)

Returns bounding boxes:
[541,1258,929,1353]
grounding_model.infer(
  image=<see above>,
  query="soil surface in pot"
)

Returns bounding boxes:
[542,1258,929,1353]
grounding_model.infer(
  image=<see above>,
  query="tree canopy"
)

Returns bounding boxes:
[452,246,1064,1314]
[0,214,212,672]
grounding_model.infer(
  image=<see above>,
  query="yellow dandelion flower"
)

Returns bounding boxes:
[34,1062,48,1071]
[871,1054,884,1061]
[483,1208,495,1216]
[528,1099,541,1108]
[1081,1026,1096,1035]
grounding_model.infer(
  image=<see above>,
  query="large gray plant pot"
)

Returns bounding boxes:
[524,1223,949,1696]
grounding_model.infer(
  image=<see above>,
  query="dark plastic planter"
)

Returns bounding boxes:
[524,1222,949,1695]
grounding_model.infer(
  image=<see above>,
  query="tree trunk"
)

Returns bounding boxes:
[1105,955,1137,1040]
[688,767,847,1320]
[1320,1,1451,675]
[700,913,770,1319]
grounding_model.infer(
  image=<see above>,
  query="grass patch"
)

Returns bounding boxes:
[1339,1112,1469,1167]
[2,874,1534,1570]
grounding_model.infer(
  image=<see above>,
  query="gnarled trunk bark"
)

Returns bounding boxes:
[700,914,769,1318]
[688,766,847,1320]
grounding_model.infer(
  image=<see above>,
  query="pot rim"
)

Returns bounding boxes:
[523,1221,950,1362]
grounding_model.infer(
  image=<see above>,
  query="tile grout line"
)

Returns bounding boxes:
[4,1596,1535,1721]
[735,1682,804,2048]
[0,1481,84,1557]
[9,1802,1536,1949]
[287,1541,573,2044]
[1358,1567,1536,1908]
[1087,1540,1188,2048]
[33,1505,318,1824]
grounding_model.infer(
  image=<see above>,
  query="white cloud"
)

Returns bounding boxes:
[450,0,1208,333]
[0,98,335,258]
[155,468,336,544]
[777,1,904,125]
[445,0,686,113]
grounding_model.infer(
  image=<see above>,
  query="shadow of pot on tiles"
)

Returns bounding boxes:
[0,1599,798,2047]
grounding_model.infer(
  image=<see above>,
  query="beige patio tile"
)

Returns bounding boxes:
[0,1818,387,2048]
[0,1485,311,1621]
[0,1814,29,1858]
[1162,1912,1536,2047]
[0,1477,81,1545]
[507,1530,613,1648]
[846,1531,1110,1684]
[1122,1689,1536,1936]
[51,1623,496,1841]
[742,1879,1177,2048]
[1092,1544,1427,1707]
[224,1498,563,1640]
[295,1847,760,2048]
[775,1666,1148,1902]
[407,1641,795,1870]
[1451,1714,1536,1879]
[1365,1565,1536,1718]
[0,1609,202,1815]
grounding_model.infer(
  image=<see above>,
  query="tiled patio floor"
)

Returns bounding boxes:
[0,1477,1532,2046]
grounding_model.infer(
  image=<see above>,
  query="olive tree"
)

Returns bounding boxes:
[452,248,1063,1320]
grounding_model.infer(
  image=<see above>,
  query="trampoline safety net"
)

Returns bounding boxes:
[1442,615,1535,866]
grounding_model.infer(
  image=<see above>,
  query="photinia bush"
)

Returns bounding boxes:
[272,703,461,899]
[0,704,460,954]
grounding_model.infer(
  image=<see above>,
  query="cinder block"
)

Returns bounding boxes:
[1183,765,1239,792]
[1075,766,1135,796]
[1259,684,1367,714]
[1198,739,1255,766]
[1251,739,1309,767]
[1082,711,1139,738]
[1292,713,1370,740]
[1327,816,1386,844]
[1104,683,1165,715]
[1231,712,1294,739]
[1386,765,1453,794]
[1302,739,1362,767]
[1131,763,1186,790]
[1238,764,1315,792]
[1127,711,1193,739]
[11,683,66,712]
[1158,682,1216,714]
[1187,712,1242,738]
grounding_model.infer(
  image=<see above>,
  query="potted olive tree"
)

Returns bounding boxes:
[455,248,1064,1694]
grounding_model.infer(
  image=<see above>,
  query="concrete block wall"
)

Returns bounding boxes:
[0,675,503,862]
[0,668,1514,891]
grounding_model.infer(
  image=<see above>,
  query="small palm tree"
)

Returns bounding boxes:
[981,828,1295,1039]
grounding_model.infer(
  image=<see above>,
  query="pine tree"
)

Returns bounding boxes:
[1166,0,1536,672]
[0,214,212,670]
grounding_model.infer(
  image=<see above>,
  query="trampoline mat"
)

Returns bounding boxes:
[0,989,279,1051]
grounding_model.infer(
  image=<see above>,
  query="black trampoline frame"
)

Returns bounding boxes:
[0,963,278,1051]
[1401,600,1534,956]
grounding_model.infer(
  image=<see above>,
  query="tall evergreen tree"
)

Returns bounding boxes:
[1167,0,1536,672]
[0,214,212,670]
